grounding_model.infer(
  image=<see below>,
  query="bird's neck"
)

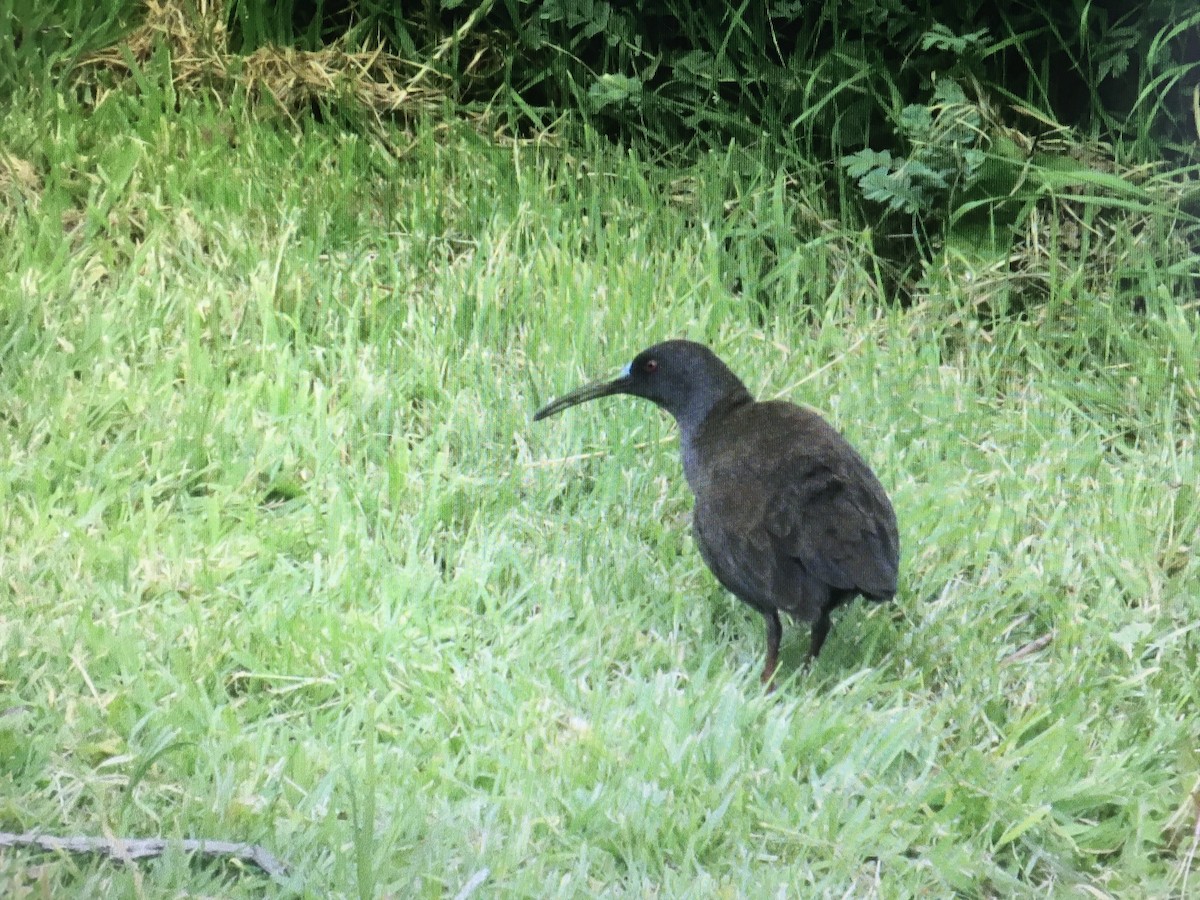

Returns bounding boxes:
[678,385,753,485]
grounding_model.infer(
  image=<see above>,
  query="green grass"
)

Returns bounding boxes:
[1,86,1198,897]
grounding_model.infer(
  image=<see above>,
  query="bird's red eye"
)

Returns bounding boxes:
[642,359,658,374]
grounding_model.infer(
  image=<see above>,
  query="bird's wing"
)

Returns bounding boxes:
[764,458,899,600]
[689,398,898,610]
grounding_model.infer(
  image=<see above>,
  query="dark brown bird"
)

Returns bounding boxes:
[534,340,899,686]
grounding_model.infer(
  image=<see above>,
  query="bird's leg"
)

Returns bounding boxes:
[760,610,782,689]
[808,608,833,660]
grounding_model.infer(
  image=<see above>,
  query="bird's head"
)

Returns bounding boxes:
[533,340,750,435]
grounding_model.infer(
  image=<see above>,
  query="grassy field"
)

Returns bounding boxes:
[1,85,1198,897]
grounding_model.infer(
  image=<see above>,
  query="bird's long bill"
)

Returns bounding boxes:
[533,377,629,421]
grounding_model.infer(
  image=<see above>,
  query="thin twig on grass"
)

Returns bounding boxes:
[1000,631,1055,666]
[0,832,290,882]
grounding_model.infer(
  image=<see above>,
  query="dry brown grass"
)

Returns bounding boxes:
[0,151,42,235]
[72,0,499,125]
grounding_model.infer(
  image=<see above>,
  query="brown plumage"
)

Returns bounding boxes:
[534,339,899,686]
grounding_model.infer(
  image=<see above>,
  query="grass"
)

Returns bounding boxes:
[1,83,1198,897]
